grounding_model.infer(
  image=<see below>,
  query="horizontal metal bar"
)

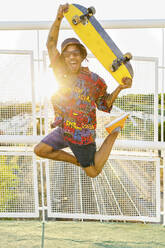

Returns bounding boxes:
[0,135,165,150]
[0,19,165,30]
[0,49,33,55]
[0,135,43,144]
[158,66,165,69]
[38,207,48,210]
[47,212,160,222]
[0,213,39,218]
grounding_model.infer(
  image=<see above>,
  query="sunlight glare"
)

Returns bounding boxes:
[37,70,59,100]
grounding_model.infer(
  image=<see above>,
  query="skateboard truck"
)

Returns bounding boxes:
[72,7,96,25]
[110,53,132,72]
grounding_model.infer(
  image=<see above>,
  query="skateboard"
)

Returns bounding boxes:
[64,4,134,85]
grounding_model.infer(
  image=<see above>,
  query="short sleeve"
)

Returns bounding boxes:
[95,77,113,113]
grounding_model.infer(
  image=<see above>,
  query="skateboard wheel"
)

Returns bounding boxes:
[110,65,116,72]
[87,6,96,16]
[124,52,132,61]
[72,15,80,25]
[81,16,88,25]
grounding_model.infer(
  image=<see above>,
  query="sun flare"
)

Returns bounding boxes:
[37,70,59,100]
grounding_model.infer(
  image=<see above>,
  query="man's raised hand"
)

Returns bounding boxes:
[57,3,69,20]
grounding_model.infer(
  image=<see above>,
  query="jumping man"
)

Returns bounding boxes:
[34,4,132,178]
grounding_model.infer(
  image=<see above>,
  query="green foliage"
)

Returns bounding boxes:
[158,121,165,141]
[115,94,155,113]
[158,93,165,105]
[0,156,20,211]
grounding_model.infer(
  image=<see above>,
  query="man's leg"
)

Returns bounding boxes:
[34,142,80,167]
[94,131,119,173]
[82,131,119,178]
[94,113,129,174]
[34,127,80,166]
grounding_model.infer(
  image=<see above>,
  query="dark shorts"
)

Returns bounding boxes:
[41,127,96,168]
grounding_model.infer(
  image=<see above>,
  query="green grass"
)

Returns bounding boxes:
[0,221,165,248]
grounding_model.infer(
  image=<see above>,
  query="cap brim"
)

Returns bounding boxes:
[60,43,87,60]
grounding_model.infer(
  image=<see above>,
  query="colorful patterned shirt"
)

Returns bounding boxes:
[51,53,112,145]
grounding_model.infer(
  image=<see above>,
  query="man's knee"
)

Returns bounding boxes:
[34,143,43,157]
[84,166,100,178]
[33,142,53,158]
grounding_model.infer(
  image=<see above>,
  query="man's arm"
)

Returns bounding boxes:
[106,77,132,108]
[46,4,69,66]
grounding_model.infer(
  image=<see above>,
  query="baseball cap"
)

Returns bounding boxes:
[60,38,87,59]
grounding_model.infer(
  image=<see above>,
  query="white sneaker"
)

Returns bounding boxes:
[105,113,129,134]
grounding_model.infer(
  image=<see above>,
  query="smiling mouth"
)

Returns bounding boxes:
[66,59,80,73]
[69,62,78,69]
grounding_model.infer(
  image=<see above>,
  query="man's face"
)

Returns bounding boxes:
[62,44,83,74]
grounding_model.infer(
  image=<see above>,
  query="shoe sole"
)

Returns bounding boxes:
[105,113,129,134]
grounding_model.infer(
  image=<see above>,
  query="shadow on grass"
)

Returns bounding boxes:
[94,240,165,248]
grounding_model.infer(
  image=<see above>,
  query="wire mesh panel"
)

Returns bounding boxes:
[0,51,35,136]
[96,58,158,142]
[46,155,160,222]
[0,152,39,217]
[46,161,82,217]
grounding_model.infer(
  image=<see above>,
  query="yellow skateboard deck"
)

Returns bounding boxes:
[64,4,134,85]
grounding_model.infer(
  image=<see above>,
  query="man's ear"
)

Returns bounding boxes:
[81,54,85,62]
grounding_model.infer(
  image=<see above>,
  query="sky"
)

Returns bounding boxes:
[0,0,165,20]
[0,0,165,100]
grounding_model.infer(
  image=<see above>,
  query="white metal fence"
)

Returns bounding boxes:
[0,152,39,218]
[0,20,165,224]
[46,156,160,222]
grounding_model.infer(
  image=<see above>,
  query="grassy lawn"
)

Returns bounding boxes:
[0,221,165,248]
